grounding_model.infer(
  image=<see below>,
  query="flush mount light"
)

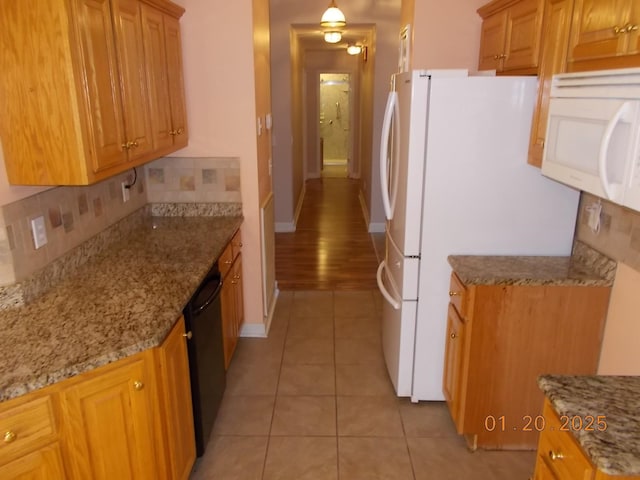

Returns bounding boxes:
[320,0,346,29]
[324,31,342,43]
[347,45,362,55]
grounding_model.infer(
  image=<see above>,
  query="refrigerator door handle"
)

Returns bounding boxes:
[376,261,401,310]
[380,91,400,220]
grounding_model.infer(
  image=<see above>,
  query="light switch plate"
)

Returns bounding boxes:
[31,216,47,249]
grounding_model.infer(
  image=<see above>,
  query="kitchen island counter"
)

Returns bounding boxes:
[538,374,640,476]
[0,214,242,402]
[448,242,615,287]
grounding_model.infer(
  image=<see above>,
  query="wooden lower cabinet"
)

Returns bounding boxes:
[60,352,160,480]
[155,317,196,480]
[443,272,610,450]
[0,316,195,480]
[533,399,640,480]
[221,231,244,369]
[0,444,66,479]
[0,393,67,479]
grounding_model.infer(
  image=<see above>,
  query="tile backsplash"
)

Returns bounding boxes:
[0,171,146,286]
[576,192,640,272]
[145,156,241,204]
[0,156,242,289]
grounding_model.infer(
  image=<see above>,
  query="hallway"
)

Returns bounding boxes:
[275,177,381,290]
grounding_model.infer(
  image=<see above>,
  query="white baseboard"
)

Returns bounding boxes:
[263,286,279,336]
[275,222,296,233]
[293,183,306,226]
[239,322,267,338]
[368,222,385,233]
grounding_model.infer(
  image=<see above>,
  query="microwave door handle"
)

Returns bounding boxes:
[376,261,401,310]
[380,92,398,220]
[598,102,629,199]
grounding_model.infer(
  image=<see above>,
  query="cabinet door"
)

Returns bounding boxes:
[478,11,508,70]
[157,318,196,480]
[164,15,188,148]
[221,277,237,369]
[629,1,640,56]
[528,0,575,167]
[61,356,158,480]
[0,444,66,480]
[232,256,244,337]
[503,0,544,71]
[534,453,561,480]
[111,0,153,161]
[73,0,127,172]
[141,4,174,152]
[443,303,466,433]
[569,0,633,62]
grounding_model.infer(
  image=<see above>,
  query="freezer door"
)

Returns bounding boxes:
[386,232,419,301]
[381,294,417,397]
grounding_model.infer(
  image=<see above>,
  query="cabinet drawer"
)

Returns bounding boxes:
[231,230,242,259]
[448,273,467,317]
[536,400,594,480]
[219,242,234,278]
[0,396,56,462]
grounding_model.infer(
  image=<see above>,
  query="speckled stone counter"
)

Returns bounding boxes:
[538,375,640,476]
[448,254,613,287]
[0,215,242,402]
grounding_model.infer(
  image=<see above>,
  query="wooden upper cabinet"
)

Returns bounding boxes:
[528,0,576,167]
[111,0,154,162]
[141,3,188,154]
[478,0,545,74]
[0,0,186,186]
[568,0,640,70]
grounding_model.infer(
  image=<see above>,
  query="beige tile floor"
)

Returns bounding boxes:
[190,290,536,480]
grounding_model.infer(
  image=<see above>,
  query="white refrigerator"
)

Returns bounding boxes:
[376,70,580,402]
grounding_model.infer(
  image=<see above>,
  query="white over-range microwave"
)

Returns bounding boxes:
[542,67,640,211]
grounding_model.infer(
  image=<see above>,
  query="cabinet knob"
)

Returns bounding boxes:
[3,431,16,443]
[449,291,461,297]
[183,331,193,339]
[613,25,625,34]
[450,332,457,340]
[130,140,139,149]
[626,24,639,33]
[176,127,184,135]
[169,130,177,136]
[121,142,131,150]
[133,381,144,391]
[548,450,564,461]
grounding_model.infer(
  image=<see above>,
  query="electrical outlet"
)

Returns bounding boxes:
[121,182,130,203]
[31,216,47,249]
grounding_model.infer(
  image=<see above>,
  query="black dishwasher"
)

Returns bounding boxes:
[183,262,226,457]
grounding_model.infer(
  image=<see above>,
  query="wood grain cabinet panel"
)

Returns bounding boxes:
[528,0,576,167]
[141,3,188,153]
[221,230,244,369]
[155,317,196,480]
[0,444,67,480]
[442,272,610,450]
[60,353,159,480]
[0,0,186,186]
[568,0,640,70]
[478,0,545,74]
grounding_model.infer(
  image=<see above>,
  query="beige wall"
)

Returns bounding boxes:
[174,0,268,329]
[410,0,486,71]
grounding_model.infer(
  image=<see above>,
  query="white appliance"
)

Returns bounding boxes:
[376,70,580,402]
[542,67,640,211]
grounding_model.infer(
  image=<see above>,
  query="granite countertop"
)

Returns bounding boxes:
[448,255,613,287]
[538,375,640,476]
[0,215,242,402]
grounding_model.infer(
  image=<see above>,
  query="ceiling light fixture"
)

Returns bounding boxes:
[346,45,362,55]
[324,31,342,43]
[320,0,346,29]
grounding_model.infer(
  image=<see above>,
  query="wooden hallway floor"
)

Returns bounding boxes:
[275,178,380,290]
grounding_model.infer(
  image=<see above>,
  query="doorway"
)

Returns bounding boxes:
[319,73,351,178]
